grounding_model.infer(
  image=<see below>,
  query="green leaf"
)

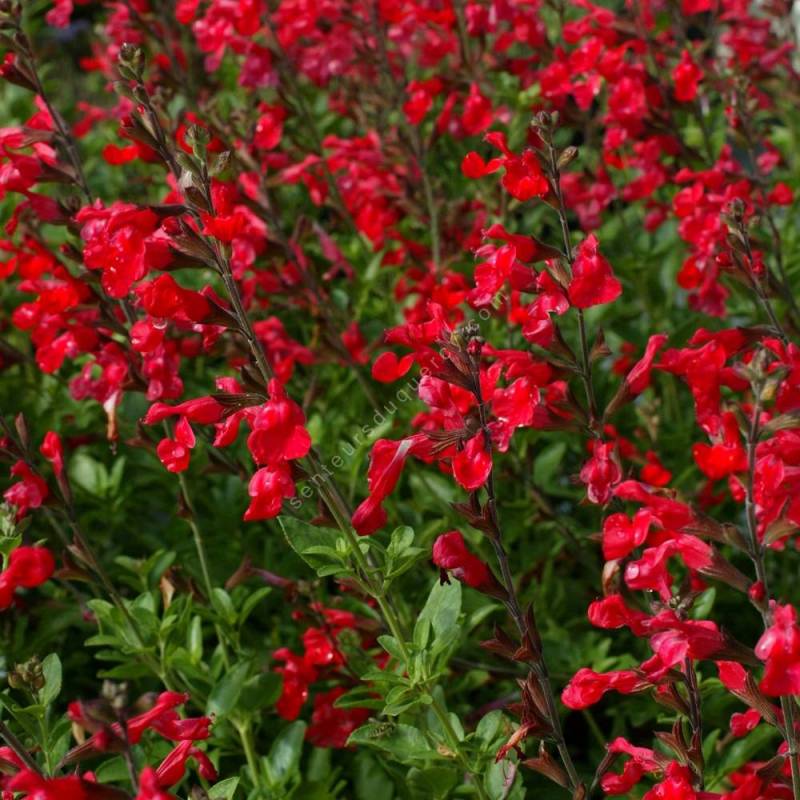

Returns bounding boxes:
[475,710,504,749]
[387,526,414,561]
[533,441,568,492]
[407,766,458,799]
[279,516,344,571]
[354,751,394,800]
[187,616,203,663]
[208,777,240,799]
[206,661,250,717]
[210,588,237,625]
[39,653,61,707]
[712,725,778,786]
[266,720,307,784]
[239,672,282,713]
[348,722,435,763]
[416,580,461,658]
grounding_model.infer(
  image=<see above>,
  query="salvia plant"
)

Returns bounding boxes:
[1,1,800,798]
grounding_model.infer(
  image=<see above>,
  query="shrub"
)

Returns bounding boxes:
[1,1,800,798]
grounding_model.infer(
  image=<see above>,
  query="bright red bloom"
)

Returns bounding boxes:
[7,771,92,800]
[76,202,171,298]
[567,234,622,309]
[673,50,703,102]
[692,412,747,480]
[143,397,224,426]
[460,83,493,136]
[273,648,316,720]
[561,668,647,710]
[135,768,176,800]
[601,510,652,561]
[601,738,662,795]
[432,531,494,590]
[4,460,49,518]
[624,534,712,600]
[39,431,64,478]
[253,103,286,150]
[247,379,311,467]
[372,351,415,383]
[0,546,56,609]
[580,441,621,504]
[156,417,196,473]
[352,436,425,535]
[154,739,217,787]
[625,334,668,394]
[136,275,211,323]
[452,433,492,491]
[244,464,296,521]
[730,708,761,737]
[465,132,549,201]
[755,602,800,695]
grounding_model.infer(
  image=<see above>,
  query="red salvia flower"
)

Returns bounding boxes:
[0,546,56,610]
[432,530,494,590]
[567,234,622,309]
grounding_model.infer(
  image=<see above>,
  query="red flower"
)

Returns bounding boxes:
[39,431,64,478]
[136,274,211,323]
[452,433,492,491]
[247,379,311,467]
[755,602,800,696]
[352,437,424,535]
[3,461,49,518]
[461,83,493,136]
[156,417,196,473]
[601,510,652,561]
[672,50,703,103]
[625,334,668,394]
[135,768,176,800]
[730,708,761,737]
[461,151,502,179]
[76,202,170,298]
[244,464,296,521]
[624,535,712,601]
[642,762,699,800]
[641,451,672,487]
[692,412,747,480]
[561,668,647,710]
[143,397,224,426]
[7,771,92,800]
[567,234,622,309]
[154,740,217,787]
[463,132,548,200]
[432,531,494,590]
[371,351,415,383]
[0,546,56,609]
[579,441,621,504]
[253,103,286,150]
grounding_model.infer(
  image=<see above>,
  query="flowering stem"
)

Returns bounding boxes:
[473,383,582,793]
[684,658,705,787]
[306,454,490,799]
[368,1,442,275]
[743,384,800,799]
[12,28,91,202]
[544,135,600,429]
